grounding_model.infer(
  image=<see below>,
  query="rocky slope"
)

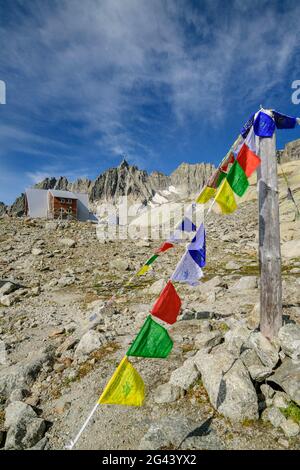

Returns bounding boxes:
[0,159,300,450]
[277,138,300,163]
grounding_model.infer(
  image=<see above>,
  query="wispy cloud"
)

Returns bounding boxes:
[0,0,299,203]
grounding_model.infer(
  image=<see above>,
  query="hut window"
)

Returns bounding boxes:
[60,198,65,203]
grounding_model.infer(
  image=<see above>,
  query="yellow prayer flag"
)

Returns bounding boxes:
[137,265,150,276]
[215,179,237,214]
[196,186,216,204]
[98,356,145,406]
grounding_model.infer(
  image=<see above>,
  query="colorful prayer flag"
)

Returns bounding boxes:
[137,265,150,276]
[237,143,261,177]
[171,250,203,286]
[145,254,159,266]
[98,356,145,406]
[176,216,196,232]
[220,151,235,172]
[226,160,249,197]
[215,179,237,214]
[127,315,173,358]
[188,223,206,268]
[208,168,228,189]
[253,111,275,137]
[241,113,255,139]
[151,281,181,325]
[217,170,227,187]
[273,111,297,129]
[156,242,174,253]
[196,186,216,204]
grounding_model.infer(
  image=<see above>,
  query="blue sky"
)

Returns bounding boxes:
[0,0,300,204]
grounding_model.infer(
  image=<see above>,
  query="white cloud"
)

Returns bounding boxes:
[0,0,299,193]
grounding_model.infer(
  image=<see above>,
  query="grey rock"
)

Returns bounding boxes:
[247,365,273,382]
[262,406,286,428]
[169,358,200,391]
[247,332,279,369]
[0,282,18,296]
[182,431,225,450]
[268,357,300,405]
[30,436,50,450]
[59,238,76,248]
[5,417,46,450]
[260,383,275,400]
[280,419,299,438]
[5,401,37,428]
[194,346,258,421]
[0,346,54,399]
[224,325,251,356]
[153,383,184,404]
[180,310,195,321]
[31,248,43,256]
[272,391,290,409]
[139,416,195,450]
[232,276,258,290]
[7,388,30,403]
[194,330,223,351]
[74,330,104,356]
[278,323,300,360]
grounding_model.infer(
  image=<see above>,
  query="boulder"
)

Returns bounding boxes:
[5,401,37,428]
[0,346,54,399]
[247,332,279,369]
[224,325,251,357]
[74,330,104,356]
[272,391,290,409]
[280,419,299,438]
[5,417,46,450]
[267,357,300,406]
[31,248,43,256]
[139,416,195,450]
[59,238,76,248]
[278,323,300,360]
[169,357,200,391]
[194,330,223,351]
[194,346,258,421]
[0,282,17,296]
[262,407,286,428]
[153,383,184,404]
[232,276,258,290]
[247,365,273,382]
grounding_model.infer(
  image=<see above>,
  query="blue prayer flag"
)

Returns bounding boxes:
[253,111,275,137]
[273,111,297,129]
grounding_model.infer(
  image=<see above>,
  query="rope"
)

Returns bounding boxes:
[279,162,300,216]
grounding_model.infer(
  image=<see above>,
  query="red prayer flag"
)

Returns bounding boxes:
[220,152,235,172]
[151,281,181,325]
[237,143,261,177]
[156,242,174,253]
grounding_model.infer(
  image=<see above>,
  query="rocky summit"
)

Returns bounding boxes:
[0,155,300,451]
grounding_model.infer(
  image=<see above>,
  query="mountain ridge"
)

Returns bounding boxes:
[1,137,300,217]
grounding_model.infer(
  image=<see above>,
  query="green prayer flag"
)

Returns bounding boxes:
[145,254,159,266]
[127,315,173,358]
[226,160,249,197]
[216,170,227,187]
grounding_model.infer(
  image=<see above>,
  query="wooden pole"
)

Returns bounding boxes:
[258,123,282,339]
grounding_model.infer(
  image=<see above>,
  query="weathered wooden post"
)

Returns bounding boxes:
[258,120,282,339]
